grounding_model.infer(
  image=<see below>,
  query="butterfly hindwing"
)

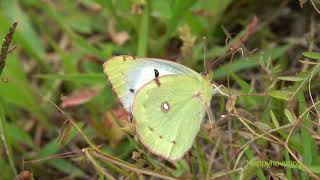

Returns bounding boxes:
[104,56,213,160]
[132,75,212,160]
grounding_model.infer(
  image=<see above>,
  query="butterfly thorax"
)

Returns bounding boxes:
[201,76,213,104]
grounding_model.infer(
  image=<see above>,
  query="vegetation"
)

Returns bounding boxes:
[0,0,319,179]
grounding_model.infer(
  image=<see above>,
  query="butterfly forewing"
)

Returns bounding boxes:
[132,75,211,160]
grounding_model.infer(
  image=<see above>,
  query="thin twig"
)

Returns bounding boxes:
[210,168,243,179]
[84,148,116,180]
[206,136,221,180]
[91,151,177,180]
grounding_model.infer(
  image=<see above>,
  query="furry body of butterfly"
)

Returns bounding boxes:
[103,56,212,160]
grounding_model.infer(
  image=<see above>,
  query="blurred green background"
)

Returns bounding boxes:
[0,0,320,179]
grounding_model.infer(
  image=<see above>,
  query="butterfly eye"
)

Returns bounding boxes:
[129,88,134,93]
[161,101,170,113]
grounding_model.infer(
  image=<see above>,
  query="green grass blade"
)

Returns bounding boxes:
[137,1,149,56]
[285,151,293,180]
[298,92,314,179]
[303,52,320,60]
[0,98,17,176]
[240,138,266,180]
[270,110,280,128]
[35,73,105,84]
[0,55,50,127]
[194,141,207,179]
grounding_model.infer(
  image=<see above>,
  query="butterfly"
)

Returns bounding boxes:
[103,55,220,161]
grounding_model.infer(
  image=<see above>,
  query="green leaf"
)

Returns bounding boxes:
[302,52,320,61]
[270,110,280,128]
[267,90,293,101]
[277,76,304,81]
[308,166,320,173]
[284,109,296,123]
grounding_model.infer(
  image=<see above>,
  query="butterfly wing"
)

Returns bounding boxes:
[132,75,212,160]
[103,56,201,112]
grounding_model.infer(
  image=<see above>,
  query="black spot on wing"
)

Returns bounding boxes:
[154,69,159,78]
[148,126,154,131]
[154,69,161,87]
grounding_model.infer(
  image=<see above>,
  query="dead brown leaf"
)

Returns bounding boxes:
[61,86,103,108]
[226,94,237,113]
[15,170,33,180]
[299,0,307,8]
[108,18,130,46]
[103,109,129,147]
[131,3,144,15]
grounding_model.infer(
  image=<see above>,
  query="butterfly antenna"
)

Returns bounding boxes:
[203,36,208,76]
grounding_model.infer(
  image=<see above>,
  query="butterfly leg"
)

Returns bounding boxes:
[205,103,215,129]
[212,83,229,97]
